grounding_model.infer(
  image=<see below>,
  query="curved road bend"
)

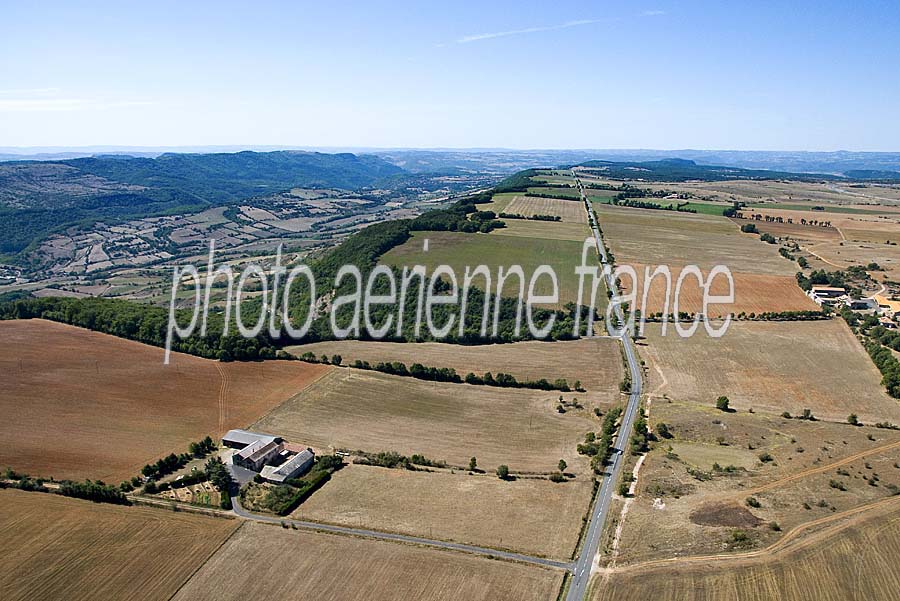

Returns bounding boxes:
[565,176,645,601]
[231,495,573,571]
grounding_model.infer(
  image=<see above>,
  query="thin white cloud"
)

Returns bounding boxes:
[0,98,154,112]
[453,18,604,44]
[0,87,61,96]
[640,10,666,17]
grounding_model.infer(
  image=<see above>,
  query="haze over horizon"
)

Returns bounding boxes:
[2,1,899,151]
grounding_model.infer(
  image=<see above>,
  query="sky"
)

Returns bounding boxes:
[2,0,899,151]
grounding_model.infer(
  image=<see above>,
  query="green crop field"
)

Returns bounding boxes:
[381,230,600,306]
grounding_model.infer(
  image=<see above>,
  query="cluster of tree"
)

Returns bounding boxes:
[577,406,624,473]
[796,269,849,291]
[740,223,759,234]
[463,371,574,392]
[610,198,697,213]
[204,457,235,509]
[865,341,900,398]
[141,437,217,481]
[733,310,828,321]
[760,232,777,244]
[353,450,447,470]
[261,455,344,515]
[498,212,562,222]
[630,415,652,454]
[409,196,504,234]
[59,480,130,505]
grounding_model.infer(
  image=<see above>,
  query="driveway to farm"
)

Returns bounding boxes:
[565,175,645,601]
[230,494,573,571]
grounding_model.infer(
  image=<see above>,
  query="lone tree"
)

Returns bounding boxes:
[468,457,477,471]
[656,422,672,439]
[558,459,567,473]
[848,414,859,426]
[497,465,510,480]
[716,396,731,412]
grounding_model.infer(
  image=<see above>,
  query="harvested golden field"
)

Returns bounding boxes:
[593,204,798,276]
[287,338,623,404]
[0,489,238,601]
[293,464,592,559]
[804,239,900,277]
[593,496,900,601]
[620,263,820,316]
[611,398,900,564]
[172,521,565,601]
[503,195,587,223]
[741,207,900,243]
[496,219,593,242]
[381,230,594,306]
[640,319,900,423]
[0,319,331,482]
[252,369,596,474]
[729,217,843,242]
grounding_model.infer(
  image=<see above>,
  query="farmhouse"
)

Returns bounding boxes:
[260,448,316,483]
[846,297,877,311]
[234,439,282,471]
[808,286,847,306]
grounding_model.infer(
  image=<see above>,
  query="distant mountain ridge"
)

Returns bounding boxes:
[574,158,900,182]
[0,150,406,257]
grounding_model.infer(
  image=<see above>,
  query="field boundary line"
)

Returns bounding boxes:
[734,438,900,498]
[165,520,245,601]
[608,494,900,574]
[247,365,337,430]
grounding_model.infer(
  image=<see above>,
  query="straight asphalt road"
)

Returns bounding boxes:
[565,175,644,601]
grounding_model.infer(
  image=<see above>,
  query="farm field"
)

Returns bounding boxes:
[620,263,820,316]
[740,206,900,244]
[0,489,238,601]
[252,369,596,474]
[611,397,900,564]
[803,238,900,278]
[593,496,900,601]
[502,195,587,223]
[381,229,595,306]
[729,217,843,243]
[287,338,623,403]
[0,319,331,482]
[172,521,565,601]
[592,203,798,276]
[293,464,593,559]
[639,319,900,423]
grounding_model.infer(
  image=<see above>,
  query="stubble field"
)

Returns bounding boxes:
[0,319,331,481]
[639,319,900,423]
[252,369,596,474]
[288,337,623,404]
[292,464,593,559]
[593,496,900,601]
[0,489,238,601]
[172,521,565,601]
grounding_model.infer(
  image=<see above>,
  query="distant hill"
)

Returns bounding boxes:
[574,158,847,182]
[0,150,406,257]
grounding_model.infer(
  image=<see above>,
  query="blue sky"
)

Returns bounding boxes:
[2,1,899,150]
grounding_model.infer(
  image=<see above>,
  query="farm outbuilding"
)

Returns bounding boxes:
[222,429,279,449]
[260,449,316,483]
